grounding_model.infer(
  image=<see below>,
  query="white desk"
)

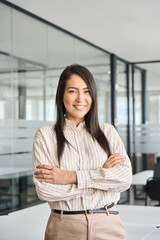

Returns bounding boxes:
[129,170,153,205]
[143,228,160,240]
[0,203,50,240]
[117,205,160,225]
[0,203,160,240]
[117,205,160,240]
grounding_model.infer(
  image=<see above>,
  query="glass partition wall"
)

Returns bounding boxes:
[129,62,160,203]
[0,2,112,214]
[131,66,143,174]
[134,62,160,170]
[116,60,129,203]
[116,60,129,149]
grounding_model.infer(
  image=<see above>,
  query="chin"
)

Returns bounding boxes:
[75,115,85,119]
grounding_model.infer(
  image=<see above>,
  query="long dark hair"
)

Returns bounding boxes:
[54,64,111,162]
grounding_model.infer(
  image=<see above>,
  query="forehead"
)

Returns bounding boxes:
[66,74,88,88]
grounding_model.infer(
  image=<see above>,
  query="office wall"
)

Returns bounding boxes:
[0,2,111,122]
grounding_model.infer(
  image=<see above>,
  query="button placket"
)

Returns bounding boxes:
[74,129,83,170]
[75,129,87,210]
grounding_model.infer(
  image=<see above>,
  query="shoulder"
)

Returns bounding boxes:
[34,123,56,142]
[99,123,119,139]
[99,122,115,132]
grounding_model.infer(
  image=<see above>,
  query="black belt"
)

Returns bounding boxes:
[52,203,119,215]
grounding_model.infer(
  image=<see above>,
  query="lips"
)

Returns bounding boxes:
[73,105,86,110]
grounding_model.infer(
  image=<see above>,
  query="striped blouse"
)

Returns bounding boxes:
[32,118,132,211]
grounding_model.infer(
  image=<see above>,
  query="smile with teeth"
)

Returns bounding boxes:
[74,105,86,110]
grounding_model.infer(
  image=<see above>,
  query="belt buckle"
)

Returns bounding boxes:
[105,205,110,216]
[85,209,93,214]
[90,209,93,214]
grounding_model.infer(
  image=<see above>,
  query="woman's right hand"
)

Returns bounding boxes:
[102,153,126,169]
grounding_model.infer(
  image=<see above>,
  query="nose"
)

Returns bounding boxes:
[76,91,84,102]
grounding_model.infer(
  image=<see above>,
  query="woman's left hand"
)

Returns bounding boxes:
[34,165,77,185]
[102,153,126,169]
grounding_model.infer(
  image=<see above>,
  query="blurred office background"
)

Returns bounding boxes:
[0,0,160,215]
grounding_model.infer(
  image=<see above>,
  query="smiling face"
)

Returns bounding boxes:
[63,74,92,126]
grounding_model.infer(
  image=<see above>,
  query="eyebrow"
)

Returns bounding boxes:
[67,87,89,90]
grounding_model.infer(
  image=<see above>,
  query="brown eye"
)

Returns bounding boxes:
[84,90,90,94]
[69,90,74,93]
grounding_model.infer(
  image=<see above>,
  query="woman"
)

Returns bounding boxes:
[32,64,132,240]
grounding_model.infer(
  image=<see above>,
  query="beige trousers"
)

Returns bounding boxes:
[45,207,127,240]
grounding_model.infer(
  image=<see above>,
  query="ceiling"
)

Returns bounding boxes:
[7,0,160,63]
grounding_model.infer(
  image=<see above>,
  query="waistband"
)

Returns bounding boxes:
[52,203,119,215]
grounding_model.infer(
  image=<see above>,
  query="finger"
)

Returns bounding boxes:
[109,156,125,161]
[35,174,53,179]
[111,158,126,165]
[107,154,122,162]
[34,169,51,175]
[110,155,126,161]
[39,179,54,183]
[109,153,125,158]
[37,165,53,170]
[108,153,120,158]
[112,160,125,167]
[106,157,125,168]
[114,156,126,161]
[107,156,125,165]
